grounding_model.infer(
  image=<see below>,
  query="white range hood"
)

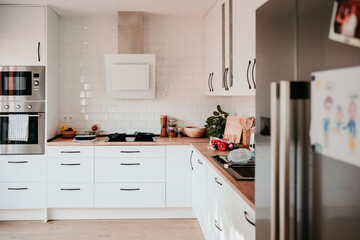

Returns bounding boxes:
[105,12,156,99]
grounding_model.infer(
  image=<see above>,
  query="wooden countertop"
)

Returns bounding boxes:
[190,142,255,209]
[47,136,209,146]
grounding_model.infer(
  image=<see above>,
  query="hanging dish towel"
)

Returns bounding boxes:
[8,114,29,142]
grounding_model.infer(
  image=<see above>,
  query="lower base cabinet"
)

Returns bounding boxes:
[191,148,255,240]
[94,183,165,208]
[0,183,44,209]
[47,183,94,208]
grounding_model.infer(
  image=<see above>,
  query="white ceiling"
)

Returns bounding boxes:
[0,0,216,16]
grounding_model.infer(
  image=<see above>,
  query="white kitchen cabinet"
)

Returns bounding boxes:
[47,183,94,208]
[204,0,223,95]
[95,146,165,158]
[0,155,45,182]
[165,146,192,207]
[204,0,267,96]
[191,149,208,237]
[206,164,255,240]
[0,6,46,65]
[0,183,44,209]
[95,157,165,183]
[47,158,94,183]
[47,146,95,208]
[94,183,165,208]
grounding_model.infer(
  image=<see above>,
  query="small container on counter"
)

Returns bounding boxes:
[160,115,168,137]
[168,127,177,138]
[177,127,184,137]
[168,118,177,127]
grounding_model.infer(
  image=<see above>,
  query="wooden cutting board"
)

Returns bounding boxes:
[223,116,248,143]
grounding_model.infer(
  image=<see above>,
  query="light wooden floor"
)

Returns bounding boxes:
[0,219,205,240]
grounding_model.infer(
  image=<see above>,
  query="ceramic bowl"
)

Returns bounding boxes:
[184,126,206,138]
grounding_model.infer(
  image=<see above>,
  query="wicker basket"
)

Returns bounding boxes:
[61,130,76,138]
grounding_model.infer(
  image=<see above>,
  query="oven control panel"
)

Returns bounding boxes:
[0,102,45,113]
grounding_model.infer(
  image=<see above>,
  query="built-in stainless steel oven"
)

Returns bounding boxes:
[0,102,45,154]
[0,66,45,101]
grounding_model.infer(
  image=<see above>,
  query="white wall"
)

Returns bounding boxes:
[59,13,255,134]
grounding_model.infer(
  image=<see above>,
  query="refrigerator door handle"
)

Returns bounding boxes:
[279,81,291,240]
[270,82,280,240]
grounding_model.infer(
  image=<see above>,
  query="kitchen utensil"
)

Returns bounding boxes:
[184,126,206,138]
[74,135,95,141]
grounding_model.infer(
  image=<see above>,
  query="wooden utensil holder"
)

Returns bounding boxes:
[242,129,251,147]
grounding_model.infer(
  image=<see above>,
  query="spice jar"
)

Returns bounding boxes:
[168,127,177,138]
[168,118,177,127]
[177,127,184,138]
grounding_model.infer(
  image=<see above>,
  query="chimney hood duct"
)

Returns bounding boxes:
[117,11,143,54]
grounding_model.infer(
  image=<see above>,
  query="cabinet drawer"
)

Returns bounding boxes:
[0,155,45,182]
[95,183,165,208]
[47,146,94,158]
[207,164,227,206]
[95,158,165,182]
[47,158,94,182]
[0,183,44,209]
[47,183,94,208]
[95,146,165,158]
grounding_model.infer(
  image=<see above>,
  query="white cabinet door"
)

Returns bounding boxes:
[47,158,94,183]
[95,183,165,208]
[95,157,165,183]
[165,146,192,207]
[0,183,44,209]
[0,155,45,182]
[191,149,208,237]
[0,6,46,65]
[47,183,94,208]
[47,146,94,158]
[204,0,223,95]
[231,0,258,96]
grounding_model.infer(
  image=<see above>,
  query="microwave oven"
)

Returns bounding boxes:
[0,66,45,101]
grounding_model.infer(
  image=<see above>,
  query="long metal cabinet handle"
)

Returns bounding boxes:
[210,73,214,92]
[252,59,256,89]
[120,151,140,153]
[120,188,140,191]
[8,161,28,164]
[190,150,194,170]
[38,42,40,62]
[244,211,255,226]
[61,188,81,191]
[224,68,229,91]
[120,163,140,166]
[214,220,223,231]
[214,177,223,186]
[8,187,28,190]
[208,73,212,92]
[61,163,81,166]
[270,82,280,240]
[279,81,291,240]
[61,151,81,154]
[247,61,252,89]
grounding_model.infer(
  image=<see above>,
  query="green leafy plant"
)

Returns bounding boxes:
[205,105,229,138]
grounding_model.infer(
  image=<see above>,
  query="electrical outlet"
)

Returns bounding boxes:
[61,115,74,123]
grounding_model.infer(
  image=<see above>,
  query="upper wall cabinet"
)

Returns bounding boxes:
[204,0,267,96]
[0,6,46,66]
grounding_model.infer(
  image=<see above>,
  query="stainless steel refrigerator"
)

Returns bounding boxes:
[255,0,360,240]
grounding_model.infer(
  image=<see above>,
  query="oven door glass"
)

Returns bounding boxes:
[0,114,38,144]
[0,71,32,96]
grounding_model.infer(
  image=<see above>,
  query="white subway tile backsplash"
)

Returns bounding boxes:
[59,13,255,134]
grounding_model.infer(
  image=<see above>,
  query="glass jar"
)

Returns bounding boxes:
[168,127,177,138]
[168,118,177,127]
[177,127,184,137]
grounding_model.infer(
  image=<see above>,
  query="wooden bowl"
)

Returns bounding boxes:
[184,126,206,138]
[61,130,76,138]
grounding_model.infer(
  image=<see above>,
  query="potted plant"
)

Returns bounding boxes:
[205,105,229,138]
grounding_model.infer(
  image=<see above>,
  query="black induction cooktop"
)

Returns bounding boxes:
[106,132,156,142]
